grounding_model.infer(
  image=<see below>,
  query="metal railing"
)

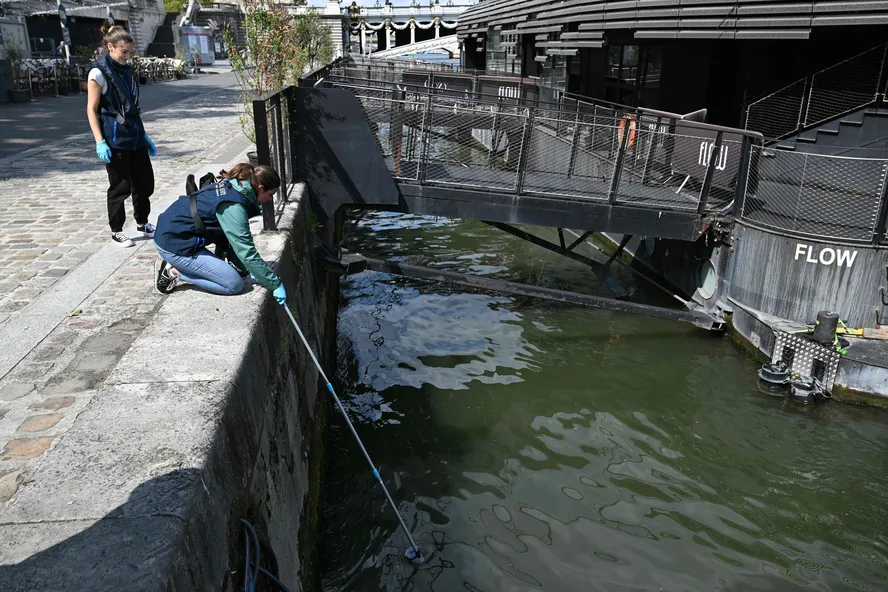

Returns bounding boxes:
[741,147,888,244]
[744,43,888,141]
[328,75,760,214]
[253,88,300,230]
[267,59,888,245]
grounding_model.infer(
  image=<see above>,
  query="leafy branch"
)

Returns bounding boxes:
[223,0,333,142]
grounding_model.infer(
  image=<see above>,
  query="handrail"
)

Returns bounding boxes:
[744,42,888,141]
[329,63,764,140]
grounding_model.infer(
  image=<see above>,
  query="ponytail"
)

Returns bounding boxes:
[100,22,133,48]
[217,163,281,193]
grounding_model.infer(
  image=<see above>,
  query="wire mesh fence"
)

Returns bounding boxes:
[521,117,618,199]
[804,43,888,129]
[744,79,806,140]
[335,74,769,214]
[742,146,888,242]
[423,103,524,190]
[744,42,888,140]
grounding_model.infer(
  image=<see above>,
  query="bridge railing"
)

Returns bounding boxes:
[325,75,762,214]
[293,59,888,244]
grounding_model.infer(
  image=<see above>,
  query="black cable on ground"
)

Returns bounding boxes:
[240,519,291,592]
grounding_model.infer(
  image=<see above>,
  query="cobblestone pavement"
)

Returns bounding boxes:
[0,84,246,321]
[0,81,254,506]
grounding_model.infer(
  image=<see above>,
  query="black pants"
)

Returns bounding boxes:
[106,147,154,232]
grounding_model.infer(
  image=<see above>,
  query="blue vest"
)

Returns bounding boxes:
[155,181,256,256]
[94,56,145,151]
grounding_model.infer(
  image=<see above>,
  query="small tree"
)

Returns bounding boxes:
[294,11,333,73]
[225,0,334,141]
[163,0,184,13]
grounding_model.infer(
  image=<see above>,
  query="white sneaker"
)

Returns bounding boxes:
[111,231,135,247]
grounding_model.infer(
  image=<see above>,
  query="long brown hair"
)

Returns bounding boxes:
[100,23,133,48]
[217,163,281,193]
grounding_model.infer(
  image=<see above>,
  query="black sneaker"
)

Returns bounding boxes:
[154,258,178,294]
[137,222,155,237]
[111,231,134,247]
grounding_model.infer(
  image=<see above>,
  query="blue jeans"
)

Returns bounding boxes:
[155,245,244,295]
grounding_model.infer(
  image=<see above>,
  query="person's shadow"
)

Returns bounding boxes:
[0,468,238,591]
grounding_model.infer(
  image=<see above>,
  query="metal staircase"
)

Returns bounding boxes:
[743,42,888,157]
[777,107,888,158]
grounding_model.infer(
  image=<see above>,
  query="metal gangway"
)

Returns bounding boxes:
[305,60,761,239]
[255,58,888,247]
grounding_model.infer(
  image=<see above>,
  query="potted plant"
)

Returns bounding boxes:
[224,0,332,156]
[3,43,29,103]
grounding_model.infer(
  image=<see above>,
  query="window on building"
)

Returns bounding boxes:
[604,44,663,108]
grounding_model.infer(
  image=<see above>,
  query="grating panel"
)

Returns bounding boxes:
[771,331,841,392]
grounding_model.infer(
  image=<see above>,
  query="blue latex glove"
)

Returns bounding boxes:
[272,284,287,305]
[144,135,157,158]
[249,272,258,282]
[96,140,112,163]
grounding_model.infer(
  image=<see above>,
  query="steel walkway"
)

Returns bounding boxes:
[296,61,763,240]
[248,59,778,241]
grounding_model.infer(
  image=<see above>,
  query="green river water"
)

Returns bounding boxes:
[320,212,888,592]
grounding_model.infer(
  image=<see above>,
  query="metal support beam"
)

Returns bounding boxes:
[359,257,721,330]
[566,104,581,179]
[608,130,628,205]
[488,222,602,272]
[252,97,276,231]
[486,222,630,297]
[601,234,633,278]
[566,231,591,253]
[514,110,535,195]
[733,135,754,217]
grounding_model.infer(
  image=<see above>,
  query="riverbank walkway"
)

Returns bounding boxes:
[0,64,274,589]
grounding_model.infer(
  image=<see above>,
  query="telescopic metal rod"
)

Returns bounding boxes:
[280,303,424,562]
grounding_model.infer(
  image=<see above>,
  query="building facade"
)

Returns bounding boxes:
[457,0,888,127]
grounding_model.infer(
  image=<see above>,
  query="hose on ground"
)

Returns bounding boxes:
[240,519,291,592]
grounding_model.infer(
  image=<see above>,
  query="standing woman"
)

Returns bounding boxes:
[86,23,157,247]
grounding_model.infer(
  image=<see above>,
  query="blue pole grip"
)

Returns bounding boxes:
[326,382,334,392]
[372,469,380,479]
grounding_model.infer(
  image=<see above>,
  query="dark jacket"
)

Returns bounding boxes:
[94,55,145,151]
[155,181,253,257]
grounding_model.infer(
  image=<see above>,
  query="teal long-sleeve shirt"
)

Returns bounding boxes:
[215,179,281,291]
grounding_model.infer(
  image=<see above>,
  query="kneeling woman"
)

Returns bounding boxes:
[153,163,286,304]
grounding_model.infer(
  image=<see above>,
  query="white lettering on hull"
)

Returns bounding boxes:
[794,243,858,268]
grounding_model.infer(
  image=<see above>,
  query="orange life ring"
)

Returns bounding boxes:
[617,114,637,149]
